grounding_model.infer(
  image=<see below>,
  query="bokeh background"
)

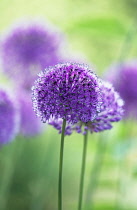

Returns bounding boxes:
[0,0,137,209]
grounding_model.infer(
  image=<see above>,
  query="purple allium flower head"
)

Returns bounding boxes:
[0,88,20,144]
[105,61,137,118]
[32,63,102,124]
[17,90,42,136]
[49,80,124,135]
[87,81,124,132]
[1,20,63,89]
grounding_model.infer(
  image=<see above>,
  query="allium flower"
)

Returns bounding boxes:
[1,20,63,89]
[105,61,137,118]
[17,90,42,136]
[0,88,19,144]
[32,63,102,124]
[49,80,124,135]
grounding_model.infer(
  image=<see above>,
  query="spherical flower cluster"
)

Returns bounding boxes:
[105,60,137,118]
[86,81,124,132]
[32,63,102,124]
[17,91,42,136]
[1,20,63,89]
[0,88,19,144]
[49,80,124,135]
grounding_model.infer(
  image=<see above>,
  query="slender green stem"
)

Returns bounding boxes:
[58,119,66,210]
[78,131,88,210]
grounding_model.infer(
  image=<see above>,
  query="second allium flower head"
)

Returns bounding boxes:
[32,63,102,124]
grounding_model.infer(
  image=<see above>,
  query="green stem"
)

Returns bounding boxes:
[78,131,88,210]
[58,119,66,210]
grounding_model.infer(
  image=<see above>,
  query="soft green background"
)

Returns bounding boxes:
[0,0,137,209]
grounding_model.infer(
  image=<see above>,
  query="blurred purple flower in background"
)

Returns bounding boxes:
[49,80,124,135]
[106,60,137,119]
[32,63,102,124]
[17,90,42,137]
[0,20,64,89]
[0,88,20,144]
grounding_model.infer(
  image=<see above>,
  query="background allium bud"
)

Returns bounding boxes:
[1,20,64,89]
[0,88,19,144]
[17,90,42,136]
[106,60,137,118]
[49,81,124,135]
[32,63,102,124]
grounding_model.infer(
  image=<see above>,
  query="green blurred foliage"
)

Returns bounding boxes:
[0,0,137,210]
